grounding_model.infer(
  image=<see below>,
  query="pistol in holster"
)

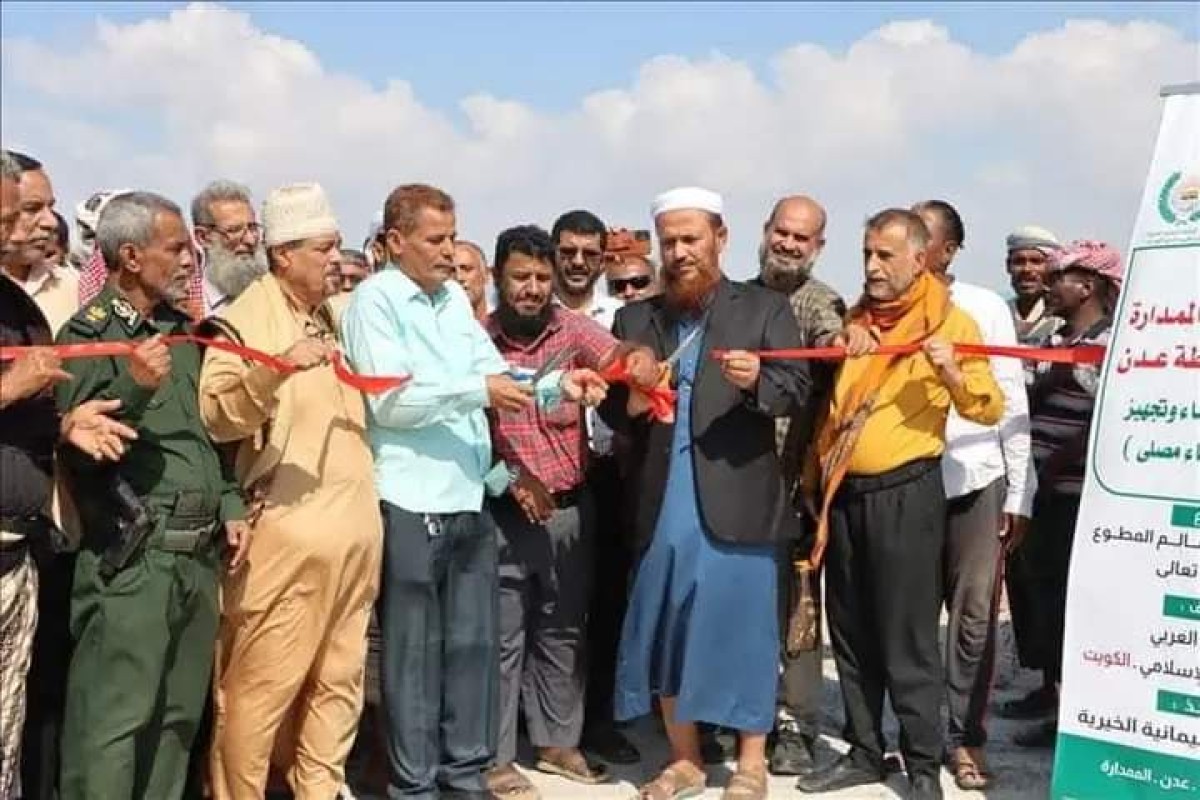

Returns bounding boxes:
[98,477,156,581]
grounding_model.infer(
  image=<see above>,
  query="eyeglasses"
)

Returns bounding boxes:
[203,222,263,242]
[557,246,603,264]
[1007,255,1047,268]
[608,275,653,293]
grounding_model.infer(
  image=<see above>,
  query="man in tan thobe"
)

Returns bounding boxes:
[198,183,383,799]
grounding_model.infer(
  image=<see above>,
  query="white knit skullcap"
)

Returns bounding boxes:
[262,182,339,247]
[651,186,724,218]
[75,189,133,233]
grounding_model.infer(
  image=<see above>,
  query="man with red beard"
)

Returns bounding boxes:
[599,187,811,800]
[483,225,616,799]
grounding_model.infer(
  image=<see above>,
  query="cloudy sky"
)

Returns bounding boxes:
[1,1,1196,297]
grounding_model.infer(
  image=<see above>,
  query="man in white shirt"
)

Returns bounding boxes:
[913,202,1035,792]
[549,210,639,765]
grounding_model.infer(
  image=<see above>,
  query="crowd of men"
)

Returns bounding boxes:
[0,146,1124,800]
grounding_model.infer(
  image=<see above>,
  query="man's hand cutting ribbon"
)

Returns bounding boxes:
[598,344,678,423]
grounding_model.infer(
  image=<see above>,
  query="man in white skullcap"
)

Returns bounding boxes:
[597,186,811,800]
[1004,225,1062,344]
[198,183,383,799]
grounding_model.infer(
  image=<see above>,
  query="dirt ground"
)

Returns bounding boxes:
[348,612,1056,799]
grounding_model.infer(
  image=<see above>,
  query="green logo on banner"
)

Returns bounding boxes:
[1158,171,1200,226]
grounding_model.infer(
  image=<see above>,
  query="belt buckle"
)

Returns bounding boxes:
[162,521,216,553]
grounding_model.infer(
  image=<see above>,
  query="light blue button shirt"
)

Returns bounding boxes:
[341,267,507,513]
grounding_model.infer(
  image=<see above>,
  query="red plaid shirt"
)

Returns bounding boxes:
[486,306,617,493]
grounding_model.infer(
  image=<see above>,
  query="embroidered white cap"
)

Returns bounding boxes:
[650,186,724,218]
[262,182,339,247]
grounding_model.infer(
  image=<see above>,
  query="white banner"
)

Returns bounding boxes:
[1053,84,1200,799]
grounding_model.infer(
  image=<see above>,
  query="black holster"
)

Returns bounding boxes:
[98,478,156,581]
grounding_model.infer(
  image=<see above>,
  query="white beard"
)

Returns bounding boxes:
[205,242,267,300]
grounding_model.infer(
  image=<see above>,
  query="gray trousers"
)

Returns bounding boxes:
[776,533,823,740]
[943,478,1006,750]
[492,490,594,766]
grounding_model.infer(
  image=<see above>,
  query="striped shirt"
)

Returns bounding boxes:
[1028,318,1112,495]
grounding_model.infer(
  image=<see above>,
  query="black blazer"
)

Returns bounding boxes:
[600,278,811,552]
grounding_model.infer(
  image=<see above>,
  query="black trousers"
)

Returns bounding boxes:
[583,456,634,731]
[378,503,499,800]
[776,522,823,740]
[1006,525,1044,673]
[21,550,74,800]
[1013,491,1080,685]
[826,459,945,779]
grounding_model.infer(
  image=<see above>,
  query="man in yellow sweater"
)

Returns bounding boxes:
[798,209,1002,800]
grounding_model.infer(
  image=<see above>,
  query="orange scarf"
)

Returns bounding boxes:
[804,271,950,567]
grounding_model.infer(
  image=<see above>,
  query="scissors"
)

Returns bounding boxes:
[657,325,703,388]
[664,325,703,369]
[528,345,578,385]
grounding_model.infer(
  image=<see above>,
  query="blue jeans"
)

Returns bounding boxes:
[378,503,499,800]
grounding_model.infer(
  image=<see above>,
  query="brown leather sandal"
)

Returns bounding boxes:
[950,747,992,791]
[534,748,610,784]
[721,769,768,800]
[633,761,707,800]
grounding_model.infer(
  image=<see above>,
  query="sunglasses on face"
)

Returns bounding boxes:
[608,275,653,293]
[557,246,603,263]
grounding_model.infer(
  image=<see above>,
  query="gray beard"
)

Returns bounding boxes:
[205,244,267,300]
[759,248,814,293]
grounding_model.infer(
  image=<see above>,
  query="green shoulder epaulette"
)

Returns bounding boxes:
[67,303,111,336]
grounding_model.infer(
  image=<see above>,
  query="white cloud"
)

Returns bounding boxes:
[1,2,1195,296]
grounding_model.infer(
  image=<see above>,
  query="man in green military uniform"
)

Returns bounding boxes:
[54,191,250,800]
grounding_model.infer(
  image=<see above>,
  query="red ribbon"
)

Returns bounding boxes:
[594,342,1104,426]
[599,360,677,424]
[0,335,410,395]
[711,343,1106,365]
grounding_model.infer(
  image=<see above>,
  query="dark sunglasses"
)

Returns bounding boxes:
[557,246,604,262]
[608,275,653,293]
